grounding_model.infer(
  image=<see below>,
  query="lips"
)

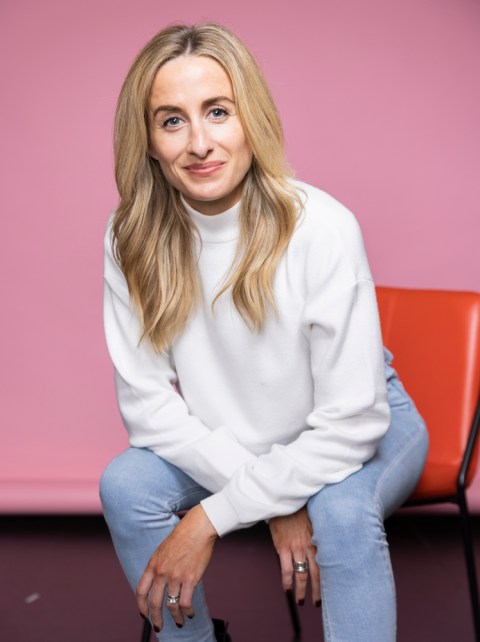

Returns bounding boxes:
[184,161,225,176]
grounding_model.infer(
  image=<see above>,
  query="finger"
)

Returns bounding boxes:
[278,550,294,593]
[306,547,321,606]
[136,566,155,620]
[179,582,195,620]
[292,549,309,605]
[166,584,185,628]
[148,576,168,633]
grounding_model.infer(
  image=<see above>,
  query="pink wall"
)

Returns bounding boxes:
[1,0,479,512]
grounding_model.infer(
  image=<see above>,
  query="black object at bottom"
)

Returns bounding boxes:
[140,618,151,642]
[140,617,232,641]
[213,617,232,641]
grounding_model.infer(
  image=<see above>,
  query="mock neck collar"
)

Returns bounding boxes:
[181,196,240,243]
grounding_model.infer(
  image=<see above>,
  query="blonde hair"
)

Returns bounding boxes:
[113,23,302,352]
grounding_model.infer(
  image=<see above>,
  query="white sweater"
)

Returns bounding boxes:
[103,181,390,536]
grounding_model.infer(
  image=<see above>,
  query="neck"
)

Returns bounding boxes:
[181,195,240,243]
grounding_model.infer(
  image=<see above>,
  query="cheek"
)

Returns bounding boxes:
[237,139,253,170]
[158,160,181,189]
[156,147,182,180]
[151,134,182,166]
[222,123,251,160]
[234,130,253,165]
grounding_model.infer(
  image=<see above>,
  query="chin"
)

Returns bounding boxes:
[188,190,229,204]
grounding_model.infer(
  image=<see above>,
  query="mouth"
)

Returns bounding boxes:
[183,161,225,176]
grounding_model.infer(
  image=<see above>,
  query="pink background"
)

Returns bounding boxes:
[1,0,479,512]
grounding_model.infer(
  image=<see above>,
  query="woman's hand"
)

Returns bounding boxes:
[269,507,321,607]
[136,504,218,632]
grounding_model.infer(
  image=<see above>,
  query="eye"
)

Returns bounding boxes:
[162,115,183,129]
[208,107,229,120]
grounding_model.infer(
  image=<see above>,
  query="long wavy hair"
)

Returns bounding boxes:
[113,23,302,352]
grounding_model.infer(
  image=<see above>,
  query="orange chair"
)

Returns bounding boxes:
[376,286,480,640]
[141,286,480,641]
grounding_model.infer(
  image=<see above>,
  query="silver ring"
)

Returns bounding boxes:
[166,594,180,605]
[293,560,309,574]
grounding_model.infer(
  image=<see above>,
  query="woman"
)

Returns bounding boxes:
[100,23,428,642]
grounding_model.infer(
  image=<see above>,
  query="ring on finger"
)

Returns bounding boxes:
[166,594,180,605]
[293,560,309,574]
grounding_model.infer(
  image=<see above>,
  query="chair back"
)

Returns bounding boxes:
[376,286,480,500]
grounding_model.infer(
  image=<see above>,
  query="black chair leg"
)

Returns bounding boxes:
[457,488,480,642]
[140,618,152,642]
[285,588,302,640]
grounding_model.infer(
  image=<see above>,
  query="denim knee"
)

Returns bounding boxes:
[308,484,384,562]
[99,448,166,519]
[99,452,134,518]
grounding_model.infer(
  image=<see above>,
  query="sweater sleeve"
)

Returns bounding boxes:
[200,209,390,536]
[103,223,256,493]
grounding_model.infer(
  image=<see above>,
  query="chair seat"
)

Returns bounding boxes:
[410,460,463,501]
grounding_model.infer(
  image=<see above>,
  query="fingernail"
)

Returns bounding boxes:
[153,625,160,633]
[187,615,194,619]
[298,599,305,606]
[176,623,183,628]
[315,600,322,607]
[139,612,146,620]
[286,589,293,595]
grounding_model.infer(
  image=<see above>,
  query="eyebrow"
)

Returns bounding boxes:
[151,95,235,119]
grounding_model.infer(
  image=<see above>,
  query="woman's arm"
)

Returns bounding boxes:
[136,504,218,631]
[104,223,258,496]
[200,203,391,536]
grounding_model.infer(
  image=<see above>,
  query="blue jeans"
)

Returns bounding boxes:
[100,356,428,641]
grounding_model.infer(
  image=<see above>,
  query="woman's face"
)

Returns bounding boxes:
[148,55,253,216]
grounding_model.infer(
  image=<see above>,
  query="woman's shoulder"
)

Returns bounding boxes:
[290,179,364,249]
[287,180,372,283]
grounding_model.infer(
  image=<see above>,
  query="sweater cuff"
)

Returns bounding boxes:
[200,491,248,537]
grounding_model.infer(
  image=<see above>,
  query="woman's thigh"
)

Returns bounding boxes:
[308,375,429,523]
[100,447,212,519]
[305,378,428,641]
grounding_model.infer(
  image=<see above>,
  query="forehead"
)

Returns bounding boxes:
[149,55,234,108]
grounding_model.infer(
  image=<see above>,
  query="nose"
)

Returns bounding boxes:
[186,120,213,158]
